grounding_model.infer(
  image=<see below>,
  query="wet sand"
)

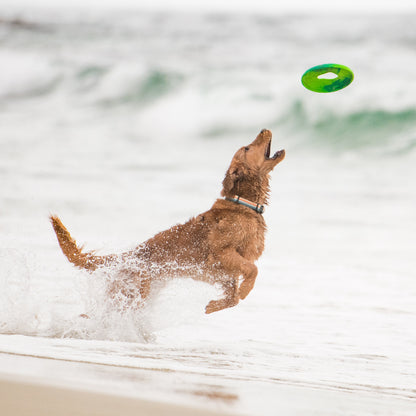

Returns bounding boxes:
[0,375,232,416]
[1,351,416,416]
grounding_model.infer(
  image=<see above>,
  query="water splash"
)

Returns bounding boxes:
[0,249,219,342]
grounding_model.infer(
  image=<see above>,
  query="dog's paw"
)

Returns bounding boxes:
[205,298,238,314]
[205,300,221,314]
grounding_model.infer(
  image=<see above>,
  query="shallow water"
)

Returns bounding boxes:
[0,9,415,415]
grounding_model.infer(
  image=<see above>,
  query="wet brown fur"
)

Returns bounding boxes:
[50,129,285,314]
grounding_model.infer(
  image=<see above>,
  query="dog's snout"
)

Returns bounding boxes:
[260,129,272,137]
[252,129,272,145]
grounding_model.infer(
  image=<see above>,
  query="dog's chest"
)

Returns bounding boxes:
[239,218,266,260]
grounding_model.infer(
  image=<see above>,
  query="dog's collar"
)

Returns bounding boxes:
[225,195,265,214]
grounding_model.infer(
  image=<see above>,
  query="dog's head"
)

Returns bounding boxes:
[221,129,285,202]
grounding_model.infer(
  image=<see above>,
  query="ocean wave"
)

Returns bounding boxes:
[0,50,60,99]
[95,69,184,108]
[311,108,416,149]
[280,100,416,153]
[1,10,415,157]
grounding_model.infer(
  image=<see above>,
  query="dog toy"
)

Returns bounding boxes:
[301,63,354,93]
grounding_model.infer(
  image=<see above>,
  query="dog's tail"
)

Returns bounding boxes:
[50,215,115,271]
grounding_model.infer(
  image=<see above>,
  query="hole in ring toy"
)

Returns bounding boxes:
[301,63,354,93]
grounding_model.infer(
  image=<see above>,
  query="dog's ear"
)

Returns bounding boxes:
[222,170,236,195]
[221,161,247,196]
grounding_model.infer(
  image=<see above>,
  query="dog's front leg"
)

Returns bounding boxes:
[238,267,258,300]
[205,249,257,313]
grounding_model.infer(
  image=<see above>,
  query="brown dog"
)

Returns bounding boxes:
[50,129,285,314]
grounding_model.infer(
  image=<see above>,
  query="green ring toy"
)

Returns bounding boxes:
[301,63,354,93]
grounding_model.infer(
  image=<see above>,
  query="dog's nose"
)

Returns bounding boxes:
[260,129,268,134]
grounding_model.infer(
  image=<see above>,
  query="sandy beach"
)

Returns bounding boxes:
[1,348,416,416]
[0,374,232,416]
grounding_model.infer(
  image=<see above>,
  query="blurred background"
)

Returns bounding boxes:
[0,1,416,415]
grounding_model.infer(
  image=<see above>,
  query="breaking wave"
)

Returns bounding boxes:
[1,11,415,155]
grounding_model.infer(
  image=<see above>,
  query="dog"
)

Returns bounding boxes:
[50,129,285,314]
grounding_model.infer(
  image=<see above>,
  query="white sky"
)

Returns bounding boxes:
[3,0,416,13]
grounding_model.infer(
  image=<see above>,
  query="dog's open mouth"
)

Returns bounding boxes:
[265,139,284,160]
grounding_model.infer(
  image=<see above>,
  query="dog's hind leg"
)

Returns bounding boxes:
[205,277,239,314]
[107,269,152,310]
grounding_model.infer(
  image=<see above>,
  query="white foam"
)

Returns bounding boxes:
[0,50,58,99]
[0,246,221,343]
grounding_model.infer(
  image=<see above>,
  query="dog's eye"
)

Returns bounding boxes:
[244,147,250,152]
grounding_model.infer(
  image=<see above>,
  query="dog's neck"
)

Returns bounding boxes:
[221,172,271,206]
[225,195,265,214]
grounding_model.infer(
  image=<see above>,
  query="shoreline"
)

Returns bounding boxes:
[1,348,416,416]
